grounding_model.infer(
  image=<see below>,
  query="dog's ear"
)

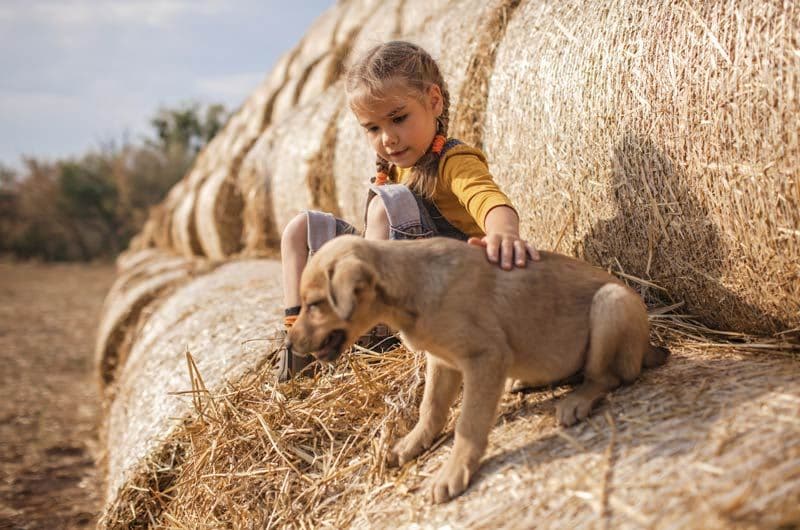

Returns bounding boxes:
[326,256,376,321]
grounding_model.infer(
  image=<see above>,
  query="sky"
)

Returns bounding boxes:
[0,0,333,170]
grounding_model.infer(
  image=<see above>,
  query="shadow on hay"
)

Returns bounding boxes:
[578,133,790,337]
[470,350,789,494]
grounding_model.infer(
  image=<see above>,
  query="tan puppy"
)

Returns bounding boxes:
[288,235,668,503]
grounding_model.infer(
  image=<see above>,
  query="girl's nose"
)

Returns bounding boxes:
[382,129,398,147]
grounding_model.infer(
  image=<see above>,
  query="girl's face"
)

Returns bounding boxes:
[350,80,443,169]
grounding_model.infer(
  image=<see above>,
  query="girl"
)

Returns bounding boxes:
[276,40,539,380]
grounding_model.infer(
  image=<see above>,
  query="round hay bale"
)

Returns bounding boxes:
[247,88,345,237]
[103,253,194,309]
[98,259,284,527]
[130,216,158,251]
[194,167,244,260]
[327,0,403,228]
[192,52,302,260]
[331,108,374,230]
[237,134,281,255]
[94,266,192,390]
[114,247,161,273]
[155,183,186,251]
[269,3,348,126]
[170,185,203,258]
[484,0,800,335]
[102,324,800,528]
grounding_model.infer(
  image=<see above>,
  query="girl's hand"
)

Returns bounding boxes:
[468,233,540,270]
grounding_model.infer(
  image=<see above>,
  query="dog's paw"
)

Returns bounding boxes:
[556,394,593,427]
[431,457,472,504]
[388,428,433,467]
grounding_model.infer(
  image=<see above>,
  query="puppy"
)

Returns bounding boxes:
[288,235,668,503]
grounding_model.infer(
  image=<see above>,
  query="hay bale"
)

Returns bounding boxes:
[156,184,185,251]
[194,167,244,260]
[269,3,348,126]
[192,52,301,260]
[105,317,800,528]
[99,259,285,527]
[237,135,282,255]
[114,248,161,274]
[170,183,203,258]
[103,253,194,308]
[242,88,345,239]
[94,264,192,390]
[483,0,799,335]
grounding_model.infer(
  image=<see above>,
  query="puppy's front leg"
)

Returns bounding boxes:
[389,355,462,467]
[432,354,505,504]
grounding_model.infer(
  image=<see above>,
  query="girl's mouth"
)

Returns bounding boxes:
[389,148,408,158]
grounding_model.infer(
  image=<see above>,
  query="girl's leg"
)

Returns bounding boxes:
[281,213,309,308]
[277,211,357,381]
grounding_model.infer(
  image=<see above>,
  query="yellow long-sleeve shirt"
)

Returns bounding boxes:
[395,143,516,238]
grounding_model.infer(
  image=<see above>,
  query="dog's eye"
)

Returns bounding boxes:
[306,301,323,314]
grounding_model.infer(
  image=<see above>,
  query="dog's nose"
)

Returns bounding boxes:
[285,338,294,352]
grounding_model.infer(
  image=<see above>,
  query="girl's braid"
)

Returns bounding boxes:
[408,53,450,198]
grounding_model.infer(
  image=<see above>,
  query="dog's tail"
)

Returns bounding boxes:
[644,344,670,368]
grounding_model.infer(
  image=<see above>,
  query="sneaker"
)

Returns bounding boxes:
[274,325,401,381]
[274,331,317,382]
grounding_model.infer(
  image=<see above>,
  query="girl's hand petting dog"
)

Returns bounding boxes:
[470,205,540,270]
[468,233,540,270]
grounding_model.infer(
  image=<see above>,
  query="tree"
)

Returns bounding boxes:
[2,101,229,261]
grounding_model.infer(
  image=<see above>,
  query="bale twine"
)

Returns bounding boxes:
[98,259,285,527]
[483,0,799,336]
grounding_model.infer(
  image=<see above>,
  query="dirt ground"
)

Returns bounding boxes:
[0,261,116,530]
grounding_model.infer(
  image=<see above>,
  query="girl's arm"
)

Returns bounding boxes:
[468,205,540,270]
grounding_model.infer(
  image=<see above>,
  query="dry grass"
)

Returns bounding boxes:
[484,0,799,335]
[99,302,799,528]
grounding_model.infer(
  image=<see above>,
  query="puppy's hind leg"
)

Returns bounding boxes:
[556,283,649,427]
[389,356,462,467]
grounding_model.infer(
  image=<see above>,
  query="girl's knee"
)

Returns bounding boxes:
[281,213,308,251]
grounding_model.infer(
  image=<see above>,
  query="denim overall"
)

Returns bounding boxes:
[304,139,469,255]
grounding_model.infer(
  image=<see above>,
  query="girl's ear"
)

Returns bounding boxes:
[427,84,444,117]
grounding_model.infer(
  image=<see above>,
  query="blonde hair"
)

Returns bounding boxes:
[345,41,451,199]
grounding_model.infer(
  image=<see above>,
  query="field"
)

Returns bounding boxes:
[0,262,115,529]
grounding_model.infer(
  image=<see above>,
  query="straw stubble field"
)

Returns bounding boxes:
[0,262,115,528]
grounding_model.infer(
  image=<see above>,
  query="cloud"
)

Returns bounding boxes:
[0,0,229,30]
[194,72,267,104]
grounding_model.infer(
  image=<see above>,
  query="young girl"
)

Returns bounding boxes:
[276,40,539,380]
